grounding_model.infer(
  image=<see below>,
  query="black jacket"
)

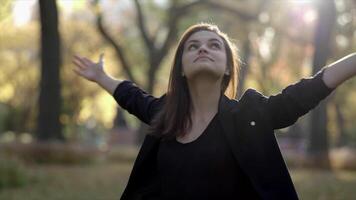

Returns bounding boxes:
[113,68,335,200]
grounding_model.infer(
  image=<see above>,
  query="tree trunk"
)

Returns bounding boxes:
[36,0,63,141]
[334,102,347,147]
[307,0,336,169]
[237,39,251,99]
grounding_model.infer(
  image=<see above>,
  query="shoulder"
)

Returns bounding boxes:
[239,88,268,106]
[221,88,268,114]
[237,89,272,123]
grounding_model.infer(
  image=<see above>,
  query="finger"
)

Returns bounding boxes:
[82,57,94,66]
[73,68,84,77]
[73,55,86,62]
[73,55,88,67]
[74,55,92,66]
[73,66,86,76]
[72,59,87,70]
[98,53,104,64]
[73,54,82,60]
[73,54,82,59]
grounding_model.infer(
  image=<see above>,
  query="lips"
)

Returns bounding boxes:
[194,56,214,62]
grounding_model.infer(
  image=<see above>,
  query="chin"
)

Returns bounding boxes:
[186,69,223,80]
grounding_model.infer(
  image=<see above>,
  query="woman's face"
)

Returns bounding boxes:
[182,30,228,81]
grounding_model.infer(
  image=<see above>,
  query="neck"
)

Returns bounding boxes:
[187,75,222,122]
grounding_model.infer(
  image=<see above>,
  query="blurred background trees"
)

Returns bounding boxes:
[0,0,355,170]
[308,0,336,169]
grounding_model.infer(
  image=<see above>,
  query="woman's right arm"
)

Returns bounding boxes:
[113,80,166,125]
[72,53,164,124]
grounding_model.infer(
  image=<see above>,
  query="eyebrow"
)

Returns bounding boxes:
[186,38,223,45]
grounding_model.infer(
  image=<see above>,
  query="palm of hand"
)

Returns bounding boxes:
[72,54,104,82]
[82,61,103,81]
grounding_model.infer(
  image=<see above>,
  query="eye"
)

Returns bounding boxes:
[188,44,198,50]
[210,42,221,49]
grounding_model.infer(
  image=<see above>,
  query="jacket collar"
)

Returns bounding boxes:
[218,94,242,142]
[217,94,245,164]
[217,94,265,193]
[218,94,239,114]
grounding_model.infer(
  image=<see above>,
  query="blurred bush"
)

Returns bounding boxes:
[0,155,28,190]
[106,145,139,163]
[1,142,102,165]
[330,147,356,171]
[284,147,356,171]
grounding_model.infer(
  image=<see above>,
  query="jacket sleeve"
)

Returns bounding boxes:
[245,68,335,130]
[112,80,166,125]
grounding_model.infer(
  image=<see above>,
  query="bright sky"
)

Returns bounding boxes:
[12,0,83,26]
[12,0,36,26]
[11,0,317,27]
[11,0,150,27]
[12,0,97,26]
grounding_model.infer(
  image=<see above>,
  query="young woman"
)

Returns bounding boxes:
[73,23,356,200]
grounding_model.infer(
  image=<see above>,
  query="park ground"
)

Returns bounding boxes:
[0,161,356,200]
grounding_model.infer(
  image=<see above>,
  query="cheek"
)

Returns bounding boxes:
[181,52,193,69]
[215,52,228,67]
[220,54,227,63]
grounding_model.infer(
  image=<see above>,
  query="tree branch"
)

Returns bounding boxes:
[96,14,138,84]
[133,0,155,52]
[157,0,205,64]
[201,1,263,21]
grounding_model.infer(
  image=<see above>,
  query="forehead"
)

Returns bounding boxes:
[186,30,223,44]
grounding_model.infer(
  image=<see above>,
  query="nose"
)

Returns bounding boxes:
[198,44,208,54]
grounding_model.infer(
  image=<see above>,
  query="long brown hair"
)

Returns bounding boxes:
[147,23,240,140]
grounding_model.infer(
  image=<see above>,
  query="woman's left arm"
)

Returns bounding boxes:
[322,53,356,89]
[257,53,356,130]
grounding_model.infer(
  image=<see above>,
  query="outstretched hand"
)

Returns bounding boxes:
[72,53,105,82]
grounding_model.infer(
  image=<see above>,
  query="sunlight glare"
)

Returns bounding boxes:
[287,0,314,4]
[303,8,317,25]
[12,0,36,27]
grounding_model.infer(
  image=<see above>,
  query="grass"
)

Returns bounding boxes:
[292,169,356,200]
[0,162,133,200]
[0,162,356,200]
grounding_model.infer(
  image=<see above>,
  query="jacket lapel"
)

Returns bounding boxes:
[217,94,265,193]
[217,94,244,162]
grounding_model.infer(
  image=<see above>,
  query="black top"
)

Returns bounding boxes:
[157,113,261,199]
